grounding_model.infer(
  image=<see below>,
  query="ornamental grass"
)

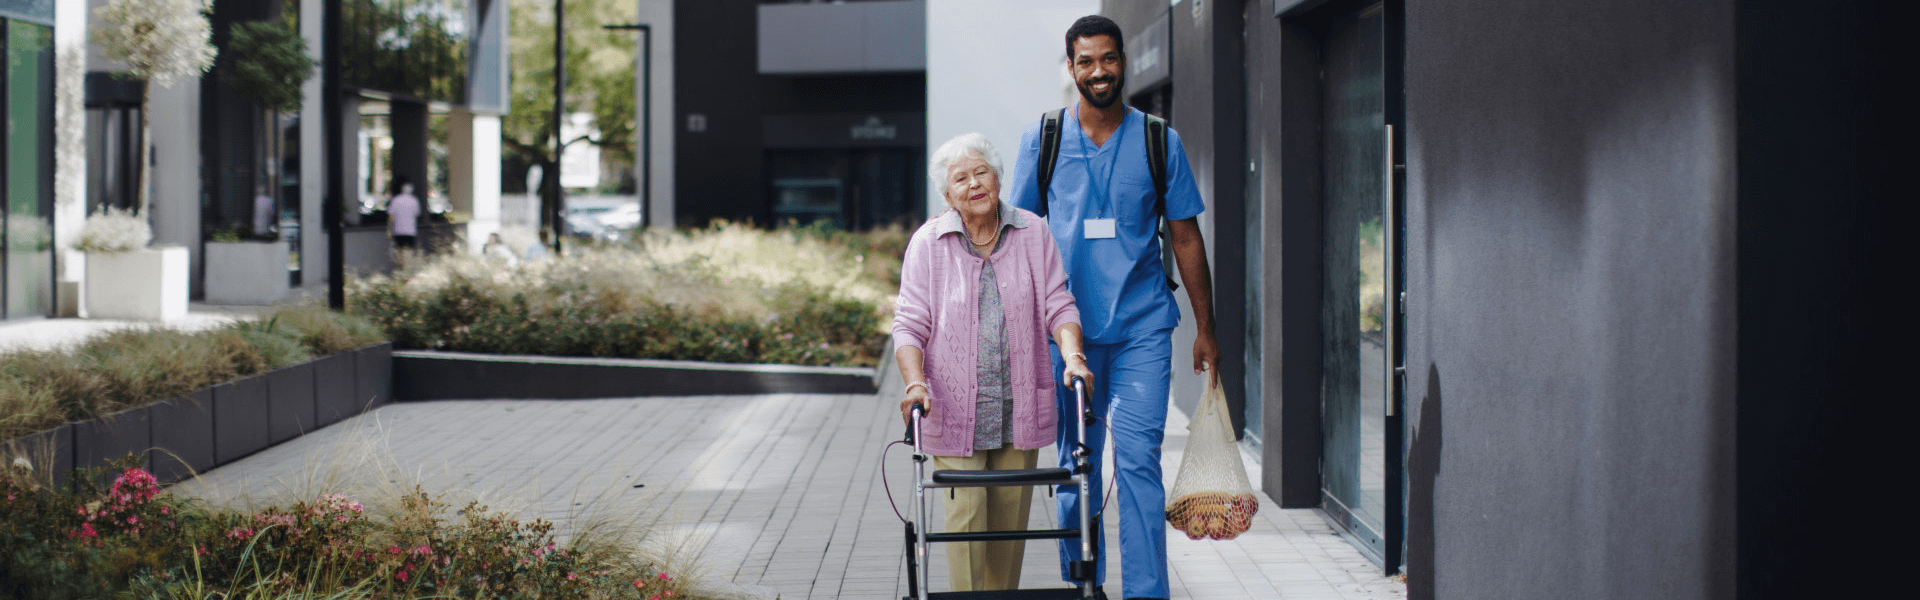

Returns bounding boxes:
[0,306,386,441]
[347,222,906,367]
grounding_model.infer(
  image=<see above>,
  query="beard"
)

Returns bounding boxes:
[1076,73,1125,109]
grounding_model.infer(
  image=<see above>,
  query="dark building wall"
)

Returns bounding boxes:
[1733,2,1895,598]
[674,0,764,227]
[1402,0,1736,597]
[761,73,925,115]
[675,3,927,228]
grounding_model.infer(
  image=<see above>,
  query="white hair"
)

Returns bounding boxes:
[928,133,1003,188]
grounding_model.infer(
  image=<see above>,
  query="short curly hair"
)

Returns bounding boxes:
[1064,15,1125,59]
[928,133,1003,203]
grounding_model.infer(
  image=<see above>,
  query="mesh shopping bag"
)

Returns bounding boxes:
[1164,373,1259,540]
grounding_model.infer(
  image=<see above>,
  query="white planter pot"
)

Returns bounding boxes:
[85,247,188,321]
[204,241,291,305]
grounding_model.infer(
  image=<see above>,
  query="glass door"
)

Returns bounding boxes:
[1318,1,1403,569]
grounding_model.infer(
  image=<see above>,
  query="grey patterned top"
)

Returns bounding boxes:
[974,246,1015,450]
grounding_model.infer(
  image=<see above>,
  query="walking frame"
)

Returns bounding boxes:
[902,377,1098,600]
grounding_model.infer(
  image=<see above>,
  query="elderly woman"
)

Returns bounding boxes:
[894,133,1094,592]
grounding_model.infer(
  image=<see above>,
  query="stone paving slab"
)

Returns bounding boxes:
[169,388,1405,600]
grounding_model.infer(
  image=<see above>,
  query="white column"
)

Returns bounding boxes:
[147,76,202,290]
[300,0,326,289]
[636,0,675,229]
[55,0,90,316]
[446,108,502,253]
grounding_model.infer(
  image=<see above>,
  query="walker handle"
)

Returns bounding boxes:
[905,404,924,443]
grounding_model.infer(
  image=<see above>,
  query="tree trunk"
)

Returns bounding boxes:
[536,156,559,234]
[138,82,152,217]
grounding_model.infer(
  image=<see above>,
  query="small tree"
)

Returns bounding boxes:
[225,18,313,113]
[92,0,218,216]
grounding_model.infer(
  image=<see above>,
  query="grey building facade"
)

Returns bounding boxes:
[1102,0,1893,597]
[674,0,927,230]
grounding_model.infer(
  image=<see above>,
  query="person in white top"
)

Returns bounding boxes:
[252,183,275,237]
[482,232,519,266]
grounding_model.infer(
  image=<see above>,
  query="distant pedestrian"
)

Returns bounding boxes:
[252,183,275,237]
[524,228,553,263]
[482,232,519,266]
[893,133,1093,593]
[388,174,423,265]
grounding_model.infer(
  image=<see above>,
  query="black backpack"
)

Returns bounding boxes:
[1035,108,1179,291]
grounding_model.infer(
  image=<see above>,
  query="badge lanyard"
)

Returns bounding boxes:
[1073,104,1126,220]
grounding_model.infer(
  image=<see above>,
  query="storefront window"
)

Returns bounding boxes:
[3,18,53,319]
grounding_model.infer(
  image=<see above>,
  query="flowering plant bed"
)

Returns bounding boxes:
[0,461,700,599]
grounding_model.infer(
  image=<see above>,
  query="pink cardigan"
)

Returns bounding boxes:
[892,204,1080,456]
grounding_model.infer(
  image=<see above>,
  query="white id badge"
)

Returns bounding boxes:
[1083,218,1117,239]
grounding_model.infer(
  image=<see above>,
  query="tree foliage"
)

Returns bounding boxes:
[503,0,638,188]
[91,0,218,86]
[224,17,314,113]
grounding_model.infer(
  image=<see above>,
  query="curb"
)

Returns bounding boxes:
[392,351,881,400]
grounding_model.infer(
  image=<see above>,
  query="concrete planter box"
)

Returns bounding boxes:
[3,345,392,483]
[313,352,358,427]
[212,376,270,465]
[267,362,318,444]
[204,241,290,305]
[72,406,152,474]
[356,343,393,409]
[150,390,215,483]
[0,424,71,487]
[85,246,188,320]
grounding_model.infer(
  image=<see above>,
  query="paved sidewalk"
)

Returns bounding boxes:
[0,304,264,353]
[170,388,1405,599]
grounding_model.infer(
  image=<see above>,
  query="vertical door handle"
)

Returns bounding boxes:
[1384,124,1400,418]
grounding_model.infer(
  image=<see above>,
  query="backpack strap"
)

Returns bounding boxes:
[1144,114,1178,291]
[1036,108,1066,217]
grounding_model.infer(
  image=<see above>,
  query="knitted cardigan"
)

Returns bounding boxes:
[892,204,1080,457]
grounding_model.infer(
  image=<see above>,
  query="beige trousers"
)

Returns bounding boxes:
[933,445,1039,592]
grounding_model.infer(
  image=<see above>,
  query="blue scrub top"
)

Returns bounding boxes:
[1009,106,1205,345]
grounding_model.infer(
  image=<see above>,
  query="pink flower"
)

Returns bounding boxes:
[160,507,169,515]
[633,580,646,589]
[397,570,410,583]
[567,572,578,581]
[413,545,432,556]
[127,516,139,525]
[659,572,673,581]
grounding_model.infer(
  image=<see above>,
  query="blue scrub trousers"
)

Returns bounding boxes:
[1052,329,1171,599]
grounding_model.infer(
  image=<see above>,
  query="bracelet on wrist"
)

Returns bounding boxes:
[904,381,929,395]
[1067,352,1088,363]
